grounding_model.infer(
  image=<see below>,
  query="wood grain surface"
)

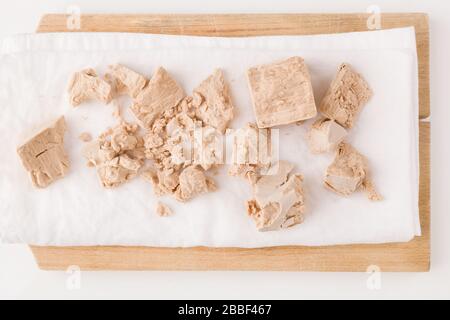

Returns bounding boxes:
[31,13,430,271]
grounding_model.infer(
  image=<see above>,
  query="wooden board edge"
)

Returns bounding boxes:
[30,243,430,272]
[37,12,430,32]
[418,120,431,271]
[417,14,430,120]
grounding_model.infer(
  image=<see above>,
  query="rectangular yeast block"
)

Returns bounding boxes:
[17,116,70,188]
[319,63,372,129]
[247,56,317,128]
[131,67,185,129]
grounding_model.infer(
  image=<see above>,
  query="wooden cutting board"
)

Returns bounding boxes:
[31,13,430,272]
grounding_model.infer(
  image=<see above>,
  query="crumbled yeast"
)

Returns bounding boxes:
[82,120,145,188]
[140,69,235,202]
[192,69,234,134]
[68,68,113,107]
[131,67,185,129]
[244,161,306,232]
[156,201,173,217]
[174,166,217,202]
[324,142,381,201]
[141,100,218,202]
[228,123,271,184]
[105,64,148,99]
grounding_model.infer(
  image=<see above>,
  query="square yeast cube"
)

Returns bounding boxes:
[247,56,317,128]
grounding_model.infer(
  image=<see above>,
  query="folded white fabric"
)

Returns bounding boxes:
[0,27,420,247]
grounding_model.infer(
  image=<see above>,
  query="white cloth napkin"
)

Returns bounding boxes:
[0,27,420,247]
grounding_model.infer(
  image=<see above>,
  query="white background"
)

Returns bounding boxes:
[0,0,448,300]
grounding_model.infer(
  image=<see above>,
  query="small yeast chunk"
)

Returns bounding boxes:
[131,67,185,129]
[17,116,70,188]
[307,118,347,154]
[319,63,372,129]
[192,69,234,133]
[324,142,382,200]
[68,68,113,107]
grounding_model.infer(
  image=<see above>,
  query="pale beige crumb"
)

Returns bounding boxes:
[156,201,173,217]
[78,132,92,142]
[68,68,113,107]
[17,116,70,188]
[319,63,372,129]
[247,56,317,128]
